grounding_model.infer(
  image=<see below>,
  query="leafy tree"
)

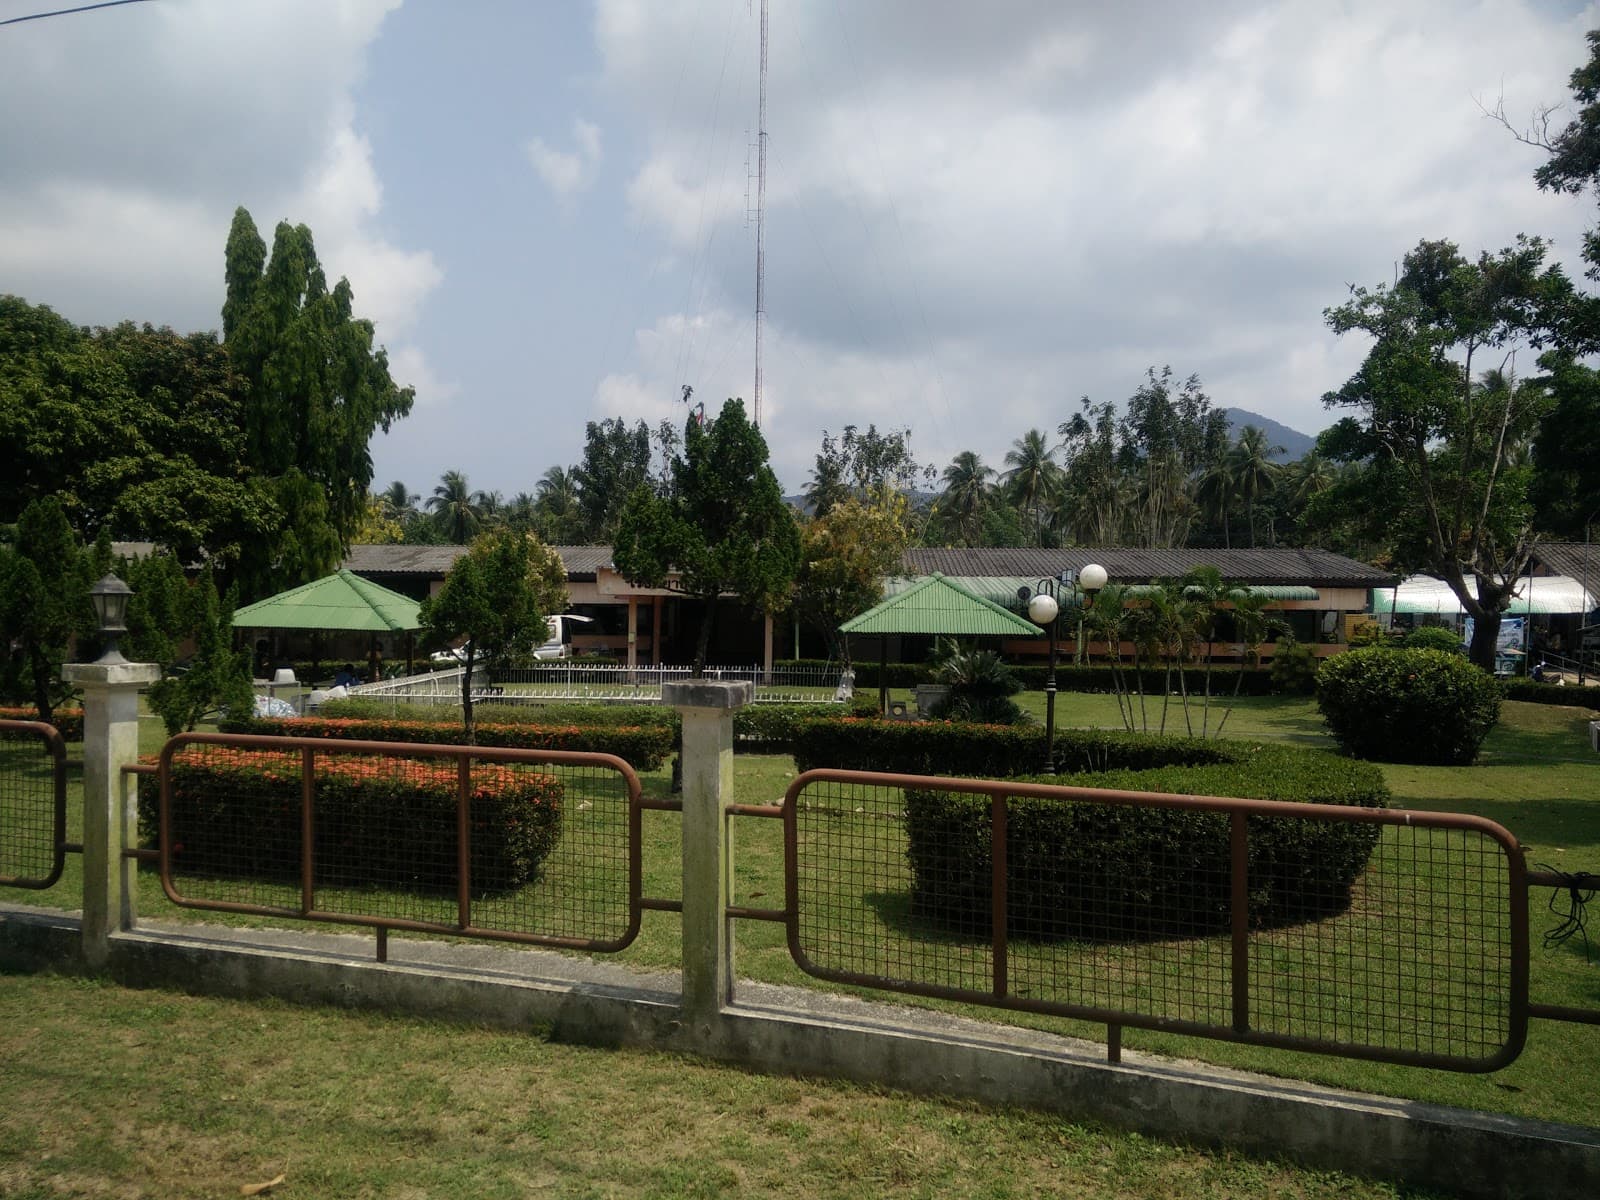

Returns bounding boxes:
[0,299,275,568]
[0,498,93,722]
[613,399,800,674]
[574,417,653,541]
[419,529,569,742]
[1056,398,1125,545]
[792,495,912,665]
[223,207,414,596]
[1322,237,1568,670]
[353,495,405,544]
[805,424,932,518]
[1530,355,1600,537]
[532,465,587,544]
[1120,367,1227,548]
[143,566,254,735]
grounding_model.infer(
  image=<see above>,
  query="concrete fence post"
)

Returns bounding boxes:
[664,679,752,1025]
[60,660,159,968]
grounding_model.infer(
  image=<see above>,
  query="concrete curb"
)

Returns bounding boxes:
[3,905,1597,1199]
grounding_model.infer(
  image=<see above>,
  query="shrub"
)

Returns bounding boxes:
[1269,637,1319,694]
[927,641,1028,725]
[137,747,562,894]
[1316,647,1501,765]
[220,714,673,771]
[903,743,1387,942]
[1403,626,1464,654]
[0,705,83,741]
[1500,678,1600,708]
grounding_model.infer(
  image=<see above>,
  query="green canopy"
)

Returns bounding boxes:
[841,573,1043,637]
[232,570,422,633]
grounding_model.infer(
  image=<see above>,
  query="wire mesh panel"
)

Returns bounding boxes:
[0,720,68,890]
[150,733,640,951]
[1246,818,1516,1063]
[783,769,1526,1072]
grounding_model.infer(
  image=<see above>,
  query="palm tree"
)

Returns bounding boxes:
[1229,426,1282,548]
[534,465,584,542]
[1002,429,1061,547]
[1195,457,1239,548]
[939,451,995,546]
[426,470,488,544]
[504,491,538,532]
[378,480,421,526]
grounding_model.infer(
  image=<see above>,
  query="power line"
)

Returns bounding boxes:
[0,0,152,28]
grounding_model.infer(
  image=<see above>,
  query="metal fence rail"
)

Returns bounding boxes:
[0,719,69,890]
[777,769,1527,1072]
[145,732,650,955]
[489,663,849,705]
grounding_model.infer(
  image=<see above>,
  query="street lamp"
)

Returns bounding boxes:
[1019,563,1108,775]
[87,573,133,665]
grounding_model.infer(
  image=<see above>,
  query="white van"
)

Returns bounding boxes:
[533,613,595,660]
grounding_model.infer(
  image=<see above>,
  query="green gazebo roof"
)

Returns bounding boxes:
[232,570,422,633]
[839,573,1044,637]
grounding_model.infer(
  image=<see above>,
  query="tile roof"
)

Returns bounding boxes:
[344,544,611,579]
[900,547,1395,587]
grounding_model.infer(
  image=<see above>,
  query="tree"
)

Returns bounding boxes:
[223,207,414,597]
[805,425,932,518]
[613,399,800,674]
[574,417,653,541]
[1002,429,1061,547]
[0,498,93,722]
[141,565,254,735]
[1119,367,1227,549]
[1056,397,1125,545]
[935,451,996,546]
[1530,354,1600,537]
[419,529,568,742]
[427,469,488,545]
[792,495,912,665]
[1323,237,1568,670]
[1228,425,1283,547]
[532,465,586,544]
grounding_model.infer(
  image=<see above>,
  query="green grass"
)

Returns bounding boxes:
[0,971,1437,1199]
[4,695,1600,1130]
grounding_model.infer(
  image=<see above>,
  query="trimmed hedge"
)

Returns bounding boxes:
[0,706,84,742]
[779,659,1285,695]
[137,747,562,894]
[220,714,673,772]
[790,717,1236,778]
[904,742,1388,942]
[1316,648,1502,765]
[735,699,881,754]
[1501,678,1600,709]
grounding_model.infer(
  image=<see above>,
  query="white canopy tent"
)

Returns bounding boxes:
[1373,574,1596,618]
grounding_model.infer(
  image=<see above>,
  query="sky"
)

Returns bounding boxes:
[3,0,1599,498]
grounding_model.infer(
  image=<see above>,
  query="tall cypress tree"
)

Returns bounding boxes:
[222,208,415,598]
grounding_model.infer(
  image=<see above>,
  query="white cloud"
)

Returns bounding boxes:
[386,344,460,410]
[526,118,605,199]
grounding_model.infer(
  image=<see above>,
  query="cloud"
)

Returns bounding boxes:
[526,118,604,198]
[590,0,1600,487]
[0,0,436,351]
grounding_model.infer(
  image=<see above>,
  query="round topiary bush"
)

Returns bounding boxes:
[1402,625,1464,654]
[1315,647,1501,765]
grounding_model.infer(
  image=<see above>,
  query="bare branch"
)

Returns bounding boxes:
[1475,88,1561,152]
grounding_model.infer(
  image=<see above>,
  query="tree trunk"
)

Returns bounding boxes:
[1466,612,1502,674]
[460,647,476,746]
[693,598,715,677]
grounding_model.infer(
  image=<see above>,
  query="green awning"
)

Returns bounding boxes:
[840,573,1045,637]
[232,570,422,633]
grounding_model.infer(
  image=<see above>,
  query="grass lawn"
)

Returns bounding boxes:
[0,971,1438,1199]
[4,692,1599,1130]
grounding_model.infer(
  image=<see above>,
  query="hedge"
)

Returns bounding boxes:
[137,746,562,894]
[903,742,1388,942]
[1501,678,1600,709]
[0,706,84,742]
[778,659,1286,695]
[219,714,674,772]
[790,717,1235,778]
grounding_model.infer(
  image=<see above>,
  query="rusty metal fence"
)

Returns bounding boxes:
[135,732,665,955]
[0,720,69,890]
[770,769,1532,1072]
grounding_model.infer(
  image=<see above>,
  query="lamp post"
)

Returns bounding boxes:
[1019,564,1109,775]
[88,573,133,664]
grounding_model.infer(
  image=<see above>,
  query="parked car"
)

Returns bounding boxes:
[430,614,596,665]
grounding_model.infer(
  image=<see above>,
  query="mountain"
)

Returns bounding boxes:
[1220,408,1317,462]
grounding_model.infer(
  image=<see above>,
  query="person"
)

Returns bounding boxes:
[334,663,359,688]
[367,645,383,683]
